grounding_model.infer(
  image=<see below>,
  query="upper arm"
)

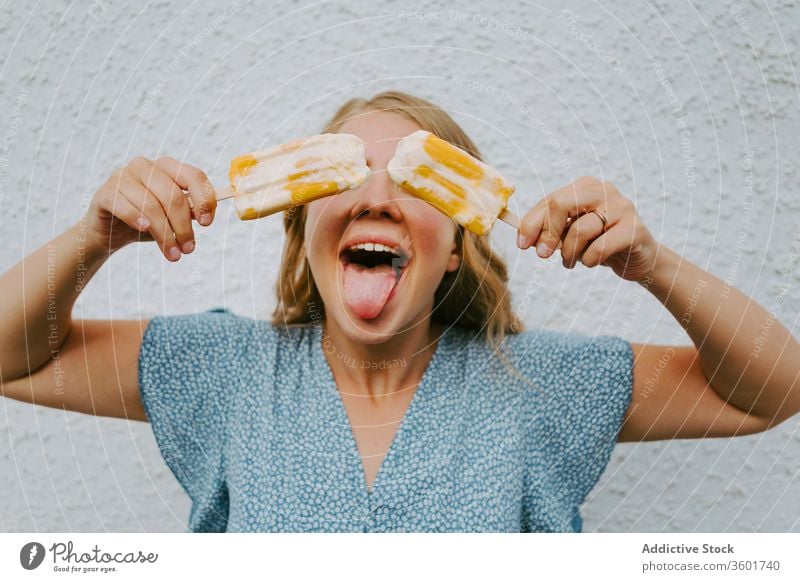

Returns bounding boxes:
[617,343,772,442]
[1,319,149,422]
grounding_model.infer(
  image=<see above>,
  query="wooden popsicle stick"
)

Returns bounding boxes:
[499,207,564,250]
[498,208,520,229]
[214,184,235,201]
[184,184,235,210]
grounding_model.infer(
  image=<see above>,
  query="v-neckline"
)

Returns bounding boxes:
[312,322,448,503]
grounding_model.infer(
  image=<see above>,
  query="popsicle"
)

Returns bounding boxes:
[208,133,371,220]
[386,130,519,236]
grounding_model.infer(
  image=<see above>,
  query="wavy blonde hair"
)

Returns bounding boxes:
[272,91,522,348]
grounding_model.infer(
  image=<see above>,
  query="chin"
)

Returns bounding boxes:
[336,321,399,345]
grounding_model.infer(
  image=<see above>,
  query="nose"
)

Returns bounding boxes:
[347,163,403,222]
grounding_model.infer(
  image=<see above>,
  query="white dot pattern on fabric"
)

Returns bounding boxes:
[137,307,634,532]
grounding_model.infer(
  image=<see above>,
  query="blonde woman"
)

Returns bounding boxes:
[1,92,798,532]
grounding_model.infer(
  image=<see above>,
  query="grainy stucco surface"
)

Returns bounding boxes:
[1,0,798,532]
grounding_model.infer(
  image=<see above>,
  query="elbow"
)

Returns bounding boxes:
[758,406,800,432]
[768,373,800,429]
[0,362,30,387]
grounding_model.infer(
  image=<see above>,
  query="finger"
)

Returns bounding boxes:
[517,197,546,250]
[139,164,196,254]
[539,179,611,254]
[117,176,182,262]
[560,209,607,269]
[106,190,154,241]
[154,156,217,226]
[518,204,568,251]
[518,178,606,258]
[522,195,577,258]
[580,220,635,268]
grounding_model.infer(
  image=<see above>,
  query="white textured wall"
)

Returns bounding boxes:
[1,0,798,532]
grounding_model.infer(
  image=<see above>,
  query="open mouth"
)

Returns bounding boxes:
[341,242,410,281]
[339,239,411,319]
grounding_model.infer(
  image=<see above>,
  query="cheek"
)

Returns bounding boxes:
[302,206,330,280]
[416,195,457,227]
[304,198,340,254]
[304,199,325,238]
[410,205,457,259]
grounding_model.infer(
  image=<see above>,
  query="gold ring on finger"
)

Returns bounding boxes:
[589,208,608,233]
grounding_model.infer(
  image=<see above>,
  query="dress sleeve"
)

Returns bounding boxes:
[507,329,634,531]
[547,333,635,527]
[137,307,252,532]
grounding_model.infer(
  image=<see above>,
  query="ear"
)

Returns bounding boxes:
[445,239,461,272]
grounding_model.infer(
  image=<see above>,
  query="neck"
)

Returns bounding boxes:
[321,316,442,400]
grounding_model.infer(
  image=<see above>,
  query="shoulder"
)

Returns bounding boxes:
[437,324,631,368]
[139,307,288,378]
[143,306,257,340]
[142,307,295,351]
[501,327,633,381]
[138,308,300,417]
[502,326,632,359]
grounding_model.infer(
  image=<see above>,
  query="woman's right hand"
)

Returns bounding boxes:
[83,156,218,261]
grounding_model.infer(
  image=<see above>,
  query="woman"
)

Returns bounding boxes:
[1,91,798,532]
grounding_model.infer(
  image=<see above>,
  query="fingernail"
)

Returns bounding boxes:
[199,213,211,226]
[182,241,195,254]
[168,247,181,261]
[136,217,150,230]
[517,233,528,249]
[537,242,551,258]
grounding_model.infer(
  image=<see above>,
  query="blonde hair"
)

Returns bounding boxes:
[272,91,522,349]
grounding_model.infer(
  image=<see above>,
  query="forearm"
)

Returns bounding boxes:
[640,244,800,425]
[0,220,107,382]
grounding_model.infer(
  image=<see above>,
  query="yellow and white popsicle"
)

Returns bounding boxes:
[387,130,518,235]
[213,133,370,220]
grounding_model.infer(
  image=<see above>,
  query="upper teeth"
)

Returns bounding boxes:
[348,242,398,254]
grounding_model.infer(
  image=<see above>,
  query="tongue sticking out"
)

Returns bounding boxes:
[343,262,398,319]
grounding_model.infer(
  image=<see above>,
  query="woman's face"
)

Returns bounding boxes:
[305,111,460,344]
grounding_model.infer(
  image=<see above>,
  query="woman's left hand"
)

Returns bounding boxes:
[517,176,660,282]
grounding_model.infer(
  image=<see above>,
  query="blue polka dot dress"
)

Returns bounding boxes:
[137,307,634,532]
